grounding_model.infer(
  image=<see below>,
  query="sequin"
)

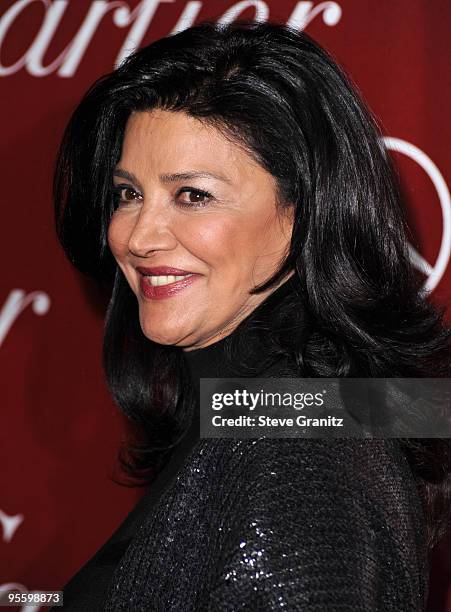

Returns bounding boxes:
[103,437,428,611]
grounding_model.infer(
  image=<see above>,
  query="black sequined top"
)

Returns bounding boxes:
[58,276,429,611]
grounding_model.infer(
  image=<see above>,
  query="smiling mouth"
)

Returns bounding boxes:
[143,274,195,287]
[138,273,202,300]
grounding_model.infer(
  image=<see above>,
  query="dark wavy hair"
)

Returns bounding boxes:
[54,20,451,551]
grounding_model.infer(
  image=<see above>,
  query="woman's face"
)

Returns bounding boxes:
[108,109,294,350]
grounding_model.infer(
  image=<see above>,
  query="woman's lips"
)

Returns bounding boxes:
[139,273,201,300]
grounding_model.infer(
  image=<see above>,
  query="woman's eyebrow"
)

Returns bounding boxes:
[159,171,232,184]
[113,168,232,189]
[113,168,144,192]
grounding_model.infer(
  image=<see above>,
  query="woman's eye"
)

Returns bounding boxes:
[112,185,143,205]
[176,188,213,208]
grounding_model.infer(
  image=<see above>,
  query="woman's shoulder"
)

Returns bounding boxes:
[237,436,412,480]
[205,436,427,547]
[227,436,427,547]
[205,436,429,611]
[226,436,423,516]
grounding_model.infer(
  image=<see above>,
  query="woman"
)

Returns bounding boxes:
[53,20,451,611]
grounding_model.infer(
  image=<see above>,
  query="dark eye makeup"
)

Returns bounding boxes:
[111,185,142,205]
[111,184,214,209]
[176,187,214,208]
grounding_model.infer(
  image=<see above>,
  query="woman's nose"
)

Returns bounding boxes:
[127,209,177,257]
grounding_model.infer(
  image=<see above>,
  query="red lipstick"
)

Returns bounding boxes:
[136,266,202,300]
[136,266,197,276]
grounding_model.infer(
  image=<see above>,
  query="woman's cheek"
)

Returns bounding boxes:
[179,215,239,263]
[107,213,132,257]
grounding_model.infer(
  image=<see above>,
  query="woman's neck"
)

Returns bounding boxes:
[182,271,297,353]
[182,273,303,381]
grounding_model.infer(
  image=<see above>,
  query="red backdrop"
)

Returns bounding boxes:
[1,1,450,610]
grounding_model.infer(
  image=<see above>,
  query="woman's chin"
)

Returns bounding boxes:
[139,322,193,348]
